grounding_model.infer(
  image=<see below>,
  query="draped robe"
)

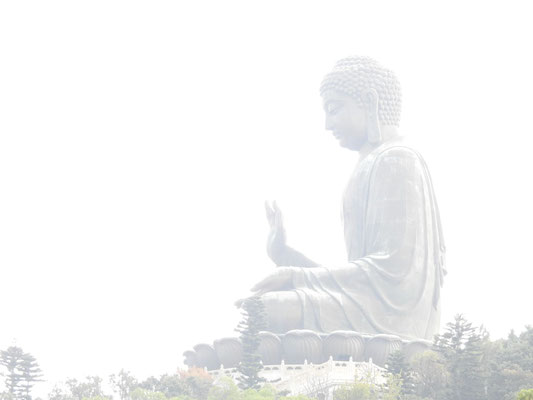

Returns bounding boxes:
[287,139,446,340]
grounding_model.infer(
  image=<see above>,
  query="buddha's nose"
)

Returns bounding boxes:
[325,115,334,131]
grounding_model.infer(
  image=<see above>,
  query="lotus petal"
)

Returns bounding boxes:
[183,350,198,368]
[258,331,282,365]
[365,334,402,366]
[214,337,242,368]
[323,330,365,361]
[193,343,220,370]
[282,330,324,365]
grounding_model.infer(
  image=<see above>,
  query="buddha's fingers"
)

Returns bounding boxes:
[265,201,275,226]
[251,275,277,293]
[273,201,283,227]
[250,278,271,293]
[251,267,292,293]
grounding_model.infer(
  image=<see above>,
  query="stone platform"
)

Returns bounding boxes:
[210,357,387,399]
[183,330,432,370]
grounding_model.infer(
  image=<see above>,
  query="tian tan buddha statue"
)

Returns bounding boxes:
[243,56,446,341]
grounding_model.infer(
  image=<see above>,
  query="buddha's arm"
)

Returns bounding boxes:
[253,149,429,299]
[250,263,366,297]
[345,147,427,281]
[271,246,320,268]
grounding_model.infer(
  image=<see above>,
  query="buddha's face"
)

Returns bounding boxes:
[322,90,368,151]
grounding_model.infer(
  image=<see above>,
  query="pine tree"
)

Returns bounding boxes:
[235,296,267,390]
[0,346,42,400]
[19,353,42,400]
[485,326,533,400]
[386,350,414,395]
[434,314,486,400]
[0,346,24,398]
[410,350,449,399]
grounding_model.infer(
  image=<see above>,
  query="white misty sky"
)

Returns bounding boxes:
[1,0,532,397]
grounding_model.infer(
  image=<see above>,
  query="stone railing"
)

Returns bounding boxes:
[209,357,388,398]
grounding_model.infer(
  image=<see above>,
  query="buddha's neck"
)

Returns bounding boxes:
[357,125,400,161]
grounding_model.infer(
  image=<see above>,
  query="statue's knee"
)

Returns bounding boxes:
[261,291,302,333]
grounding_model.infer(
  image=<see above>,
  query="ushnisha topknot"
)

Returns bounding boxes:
[320,56,402,127]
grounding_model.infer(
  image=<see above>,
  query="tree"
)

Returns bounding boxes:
[137,370,212,400]
[18,353,42,400]
[109,370,137,400]
[516,389,533,400]
[409,351,448,400]
[206,377,240,400]
[434,314,486,400]
[176,369,212,400]
[235,296,267,390]
[333,381,378,400]
[0,346,42,400]
[302,375,329,400]
[0,346,25,399]
[137,377,161,393]
[485,327,533,400]
[138,375,184,398]
[129,389,167,400]
[49,376,111,400]
[204,378,313,400]
[48,386,69,400]
[69,376,109,400]
[382,374,402,400]
[386,350,414,395]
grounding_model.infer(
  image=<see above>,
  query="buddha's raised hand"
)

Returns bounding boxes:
[265,201,320,268]
[265,201,289,266]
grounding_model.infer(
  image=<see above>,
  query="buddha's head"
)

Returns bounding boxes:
[320,56,401,151]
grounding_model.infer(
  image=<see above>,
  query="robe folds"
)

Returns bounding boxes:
[290,139,446,340]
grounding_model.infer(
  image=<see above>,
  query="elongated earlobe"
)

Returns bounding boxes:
[367,112,382,145]
[365,89,382,145]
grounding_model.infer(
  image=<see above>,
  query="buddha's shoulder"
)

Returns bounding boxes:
[367,141,428,177]
[373,140,425,165]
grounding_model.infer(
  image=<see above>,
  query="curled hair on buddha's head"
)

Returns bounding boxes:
[320,56,402,127]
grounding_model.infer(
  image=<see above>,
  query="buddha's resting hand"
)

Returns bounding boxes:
[251,266,297,296]
[234,266,298,308]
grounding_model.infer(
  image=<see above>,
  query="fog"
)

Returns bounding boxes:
[1,1,532,397]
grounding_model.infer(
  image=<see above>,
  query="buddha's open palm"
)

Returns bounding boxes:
[265,201,289,266]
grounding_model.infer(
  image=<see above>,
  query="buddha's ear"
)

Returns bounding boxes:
[363,88,379,114]
[363,88,381,145]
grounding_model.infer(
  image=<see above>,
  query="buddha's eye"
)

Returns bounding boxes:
[326,103,342,115]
